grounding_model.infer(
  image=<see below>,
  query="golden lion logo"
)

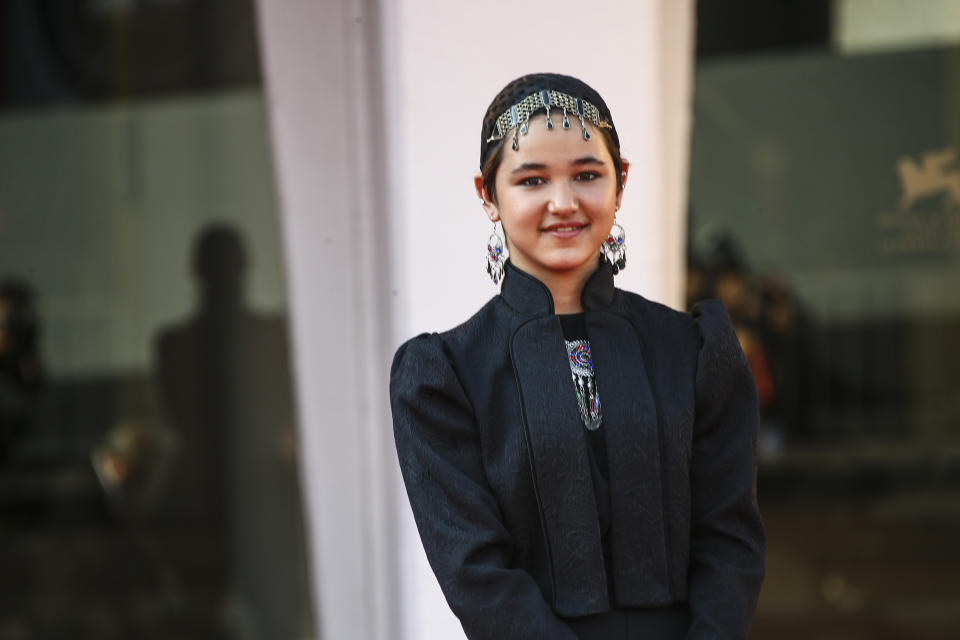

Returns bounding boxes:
[897,147,960,210]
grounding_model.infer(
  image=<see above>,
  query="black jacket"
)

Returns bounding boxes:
[390,261,765,639]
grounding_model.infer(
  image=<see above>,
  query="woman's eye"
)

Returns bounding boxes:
[575,171,600,181]
[519,176,545,186]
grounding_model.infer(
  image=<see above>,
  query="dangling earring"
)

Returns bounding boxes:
[486,222,506,285]
[602,219,627,274]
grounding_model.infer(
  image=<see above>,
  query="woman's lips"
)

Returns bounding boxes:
[542,223,586,239]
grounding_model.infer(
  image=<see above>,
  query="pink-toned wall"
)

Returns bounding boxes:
[256,1,694,638]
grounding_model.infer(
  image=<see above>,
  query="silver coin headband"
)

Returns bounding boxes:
[485,89,613,152]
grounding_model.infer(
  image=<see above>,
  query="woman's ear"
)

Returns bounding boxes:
[474,173,500,222]
[616,158,630,210]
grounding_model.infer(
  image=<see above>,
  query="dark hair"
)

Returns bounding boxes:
[479,73,623,204]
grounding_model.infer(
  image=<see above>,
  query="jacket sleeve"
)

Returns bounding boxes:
[687,301,766,639]
[390,334,579,640]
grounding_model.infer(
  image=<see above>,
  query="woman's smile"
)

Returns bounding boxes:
[542,221,589,238]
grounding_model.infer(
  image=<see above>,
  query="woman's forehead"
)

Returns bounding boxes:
[497,115,613,170]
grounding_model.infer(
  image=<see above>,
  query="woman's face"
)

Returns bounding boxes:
[477,115,625,287]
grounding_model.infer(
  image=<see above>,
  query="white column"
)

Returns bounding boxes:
[659,0,697,310]
[255,1,397,640]
[256,1,694,638]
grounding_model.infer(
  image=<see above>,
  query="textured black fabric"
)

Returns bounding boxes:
[564,603,690,640]
[558,312,614,598]
[479,73,620,169]
[557,312,588,339]
[390,260,765,640]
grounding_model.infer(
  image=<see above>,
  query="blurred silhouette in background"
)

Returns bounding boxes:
[0,278,45,460]
[154,223,313,638]
[687,230,813,458]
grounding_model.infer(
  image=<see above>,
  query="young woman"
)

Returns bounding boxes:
[390,73,765,640]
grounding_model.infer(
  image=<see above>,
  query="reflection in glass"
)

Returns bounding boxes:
[0,3,316,635]
[155,224,313,637]
[690,8,960,636]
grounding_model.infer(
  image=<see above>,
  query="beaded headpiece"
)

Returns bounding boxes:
[480,73,619,169]
[486,89,613,151]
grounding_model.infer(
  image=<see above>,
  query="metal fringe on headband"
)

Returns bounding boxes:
[485,89,613,151]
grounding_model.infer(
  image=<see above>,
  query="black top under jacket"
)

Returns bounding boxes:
[390,260,766,640]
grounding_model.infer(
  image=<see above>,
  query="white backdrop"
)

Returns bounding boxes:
[256,1,694,638]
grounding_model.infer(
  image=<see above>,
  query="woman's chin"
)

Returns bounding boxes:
[539,252,601,276]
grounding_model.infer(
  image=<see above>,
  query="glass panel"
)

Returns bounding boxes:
[691,3,960,637]
[0,2,316,638]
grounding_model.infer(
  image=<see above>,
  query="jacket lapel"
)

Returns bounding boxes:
[587,311,672,604]
[510,315,609,614]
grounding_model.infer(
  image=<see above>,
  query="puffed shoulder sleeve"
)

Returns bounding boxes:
[687,301,766,639]
[390,334,578,640]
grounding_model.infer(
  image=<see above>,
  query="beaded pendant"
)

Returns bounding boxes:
[564,339,602,431]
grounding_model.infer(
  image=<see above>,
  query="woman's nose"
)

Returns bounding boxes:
[546,183,579,214]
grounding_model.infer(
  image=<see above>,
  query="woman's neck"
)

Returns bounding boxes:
[513,259,597,314]
[549,274,589,313]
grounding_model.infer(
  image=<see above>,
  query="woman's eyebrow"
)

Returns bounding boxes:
[510,157,604,174]
[570,156,604,166]
[510,162,548,174]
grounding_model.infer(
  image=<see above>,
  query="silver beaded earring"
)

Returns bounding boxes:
[602,219,627,274]
[486,222,506,284]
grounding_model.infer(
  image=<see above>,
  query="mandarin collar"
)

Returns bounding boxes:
[499,259,615,317]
